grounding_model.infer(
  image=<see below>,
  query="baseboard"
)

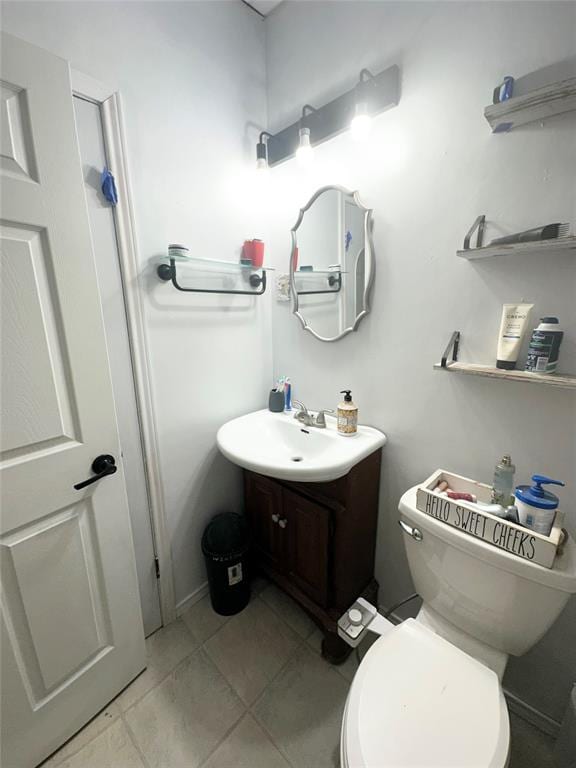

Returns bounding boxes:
[382,606,561,739]
[504,690,561,738]
[175,581,209,617]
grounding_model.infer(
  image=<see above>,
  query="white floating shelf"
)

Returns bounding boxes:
[458,235,576,260]
[485,76,576,133]
[434,362,576,390]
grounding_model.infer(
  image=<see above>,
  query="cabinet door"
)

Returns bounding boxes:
[283,489,331,607]
[245,473,287,573]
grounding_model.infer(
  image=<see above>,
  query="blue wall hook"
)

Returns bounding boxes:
[345,230,352,252]
[101,167,118,206]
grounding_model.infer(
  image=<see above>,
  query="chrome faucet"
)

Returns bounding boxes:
[292,400,314,426]
[293,401,334,429]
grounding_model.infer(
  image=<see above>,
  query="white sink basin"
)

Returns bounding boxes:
[217,409,386,482]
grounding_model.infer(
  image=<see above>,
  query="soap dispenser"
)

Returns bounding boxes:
[337,390,358,436]
[514,475,565,536]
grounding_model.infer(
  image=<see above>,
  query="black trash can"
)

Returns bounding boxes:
[202,512,250,616]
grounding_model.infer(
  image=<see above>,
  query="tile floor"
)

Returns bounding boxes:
[41,579,558,768]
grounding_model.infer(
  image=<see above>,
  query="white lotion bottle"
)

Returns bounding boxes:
[496,303,533,370]
[337,390,358,436]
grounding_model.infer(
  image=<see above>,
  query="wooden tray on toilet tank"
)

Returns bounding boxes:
[415,470,564,569]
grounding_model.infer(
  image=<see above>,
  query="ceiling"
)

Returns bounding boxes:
[244,0,284,17]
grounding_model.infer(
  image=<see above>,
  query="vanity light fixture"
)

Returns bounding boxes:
[256,131,272,171]
[351,69,375,141]
[261,65,399,166]
[296,104,317,167]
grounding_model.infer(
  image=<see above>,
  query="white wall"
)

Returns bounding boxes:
[1,1,270,607]
[263,1,576,722]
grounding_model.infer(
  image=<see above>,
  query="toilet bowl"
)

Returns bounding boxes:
[340,485,576,767]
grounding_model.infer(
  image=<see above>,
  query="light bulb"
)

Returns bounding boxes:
[351,102,372,141]
[296,126,314,166]
[255,133,270,171]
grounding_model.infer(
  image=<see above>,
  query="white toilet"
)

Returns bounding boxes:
[341,485,576,768]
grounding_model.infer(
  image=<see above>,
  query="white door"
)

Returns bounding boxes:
[0,32,146,768]
[73,95,162,637]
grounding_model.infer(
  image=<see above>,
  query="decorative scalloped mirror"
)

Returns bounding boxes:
[290,186,374,342]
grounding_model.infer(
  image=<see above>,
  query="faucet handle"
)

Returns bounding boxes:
[314,409,335,428]
[292,399,308,419]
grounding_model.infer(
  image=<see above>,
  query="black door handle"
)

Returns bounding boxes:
[74,454,117,490]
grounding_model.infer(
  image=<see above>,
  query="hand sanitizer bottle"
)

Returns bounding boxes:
[492,455,515,505]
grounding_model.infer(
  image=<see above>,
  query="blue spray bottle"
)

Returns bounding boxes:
[284,378,292,411]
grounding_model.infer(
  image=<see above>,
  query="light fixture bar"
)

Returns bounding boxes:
[267,64,399,166]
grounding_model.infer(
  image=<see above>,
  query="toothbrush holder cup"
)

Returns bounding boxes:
[268,390,285,413]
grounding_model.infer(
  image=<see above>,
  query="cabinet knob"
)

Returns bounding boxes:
[278,518,287,529]
[272,514,280,524]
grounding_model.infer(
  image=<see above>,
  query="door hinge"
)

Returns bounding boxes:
[154,557,160,579]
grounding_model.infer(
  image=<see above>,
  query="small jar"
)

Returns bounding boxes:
[168,243,190,260]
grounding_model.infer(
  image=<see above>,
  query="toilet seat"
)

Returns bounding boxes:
[341,619,510,768]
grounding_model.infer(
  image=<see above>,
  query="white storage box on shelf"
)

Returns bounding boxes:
[416,470,565,569]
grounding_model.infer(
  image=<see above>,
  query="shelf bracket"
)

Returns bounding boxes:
[295,271,342,296]
[463,215,486,250]
[157,258,267,296]
[440,331,461,368]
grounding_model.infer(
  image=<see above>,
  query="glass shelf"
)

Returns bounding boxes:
[163,255,275,273]
[157,257,271,296]
[293,268,343,296]
[294,269,348,275]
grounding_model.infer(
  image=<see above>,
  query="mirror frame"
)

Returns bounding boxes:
[290,185,375,342]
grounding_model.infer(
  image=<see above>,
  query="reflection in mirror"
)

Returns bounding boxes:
[290,186,374,341]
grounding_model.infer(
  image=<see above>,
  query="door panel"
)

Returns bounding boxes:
[1,32,145,768]
[1,501,110,697]
[245,473,287,573]
[1,81,38,181]
[1,224,78,458]
[283,488,330,606]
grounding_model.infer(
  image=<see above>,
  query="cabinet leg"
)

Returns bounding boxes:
[321,630,352,665]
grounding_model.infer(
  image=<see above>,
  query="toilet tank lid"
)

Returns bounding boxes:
[344,620,509,768]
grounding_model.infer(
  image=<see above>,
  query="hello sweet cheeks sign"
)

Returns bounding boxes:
[415,470,562,569]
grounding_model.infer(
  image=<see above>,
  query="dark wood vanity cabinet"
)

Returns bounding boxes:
[244,448,382,663]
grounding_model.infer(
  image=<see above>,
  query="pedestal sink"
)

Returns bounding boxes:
[217,409,386,482]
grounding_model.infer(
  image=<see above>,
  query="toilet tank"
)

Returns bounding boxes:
[398,488,576,656]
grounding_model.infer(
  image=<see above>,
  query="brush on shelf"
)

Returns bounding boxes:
[488,223,569,246]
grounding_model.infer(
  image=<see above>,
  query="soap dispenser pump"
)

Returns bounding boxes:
[337,390,358,436]
[514,475,565,536]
